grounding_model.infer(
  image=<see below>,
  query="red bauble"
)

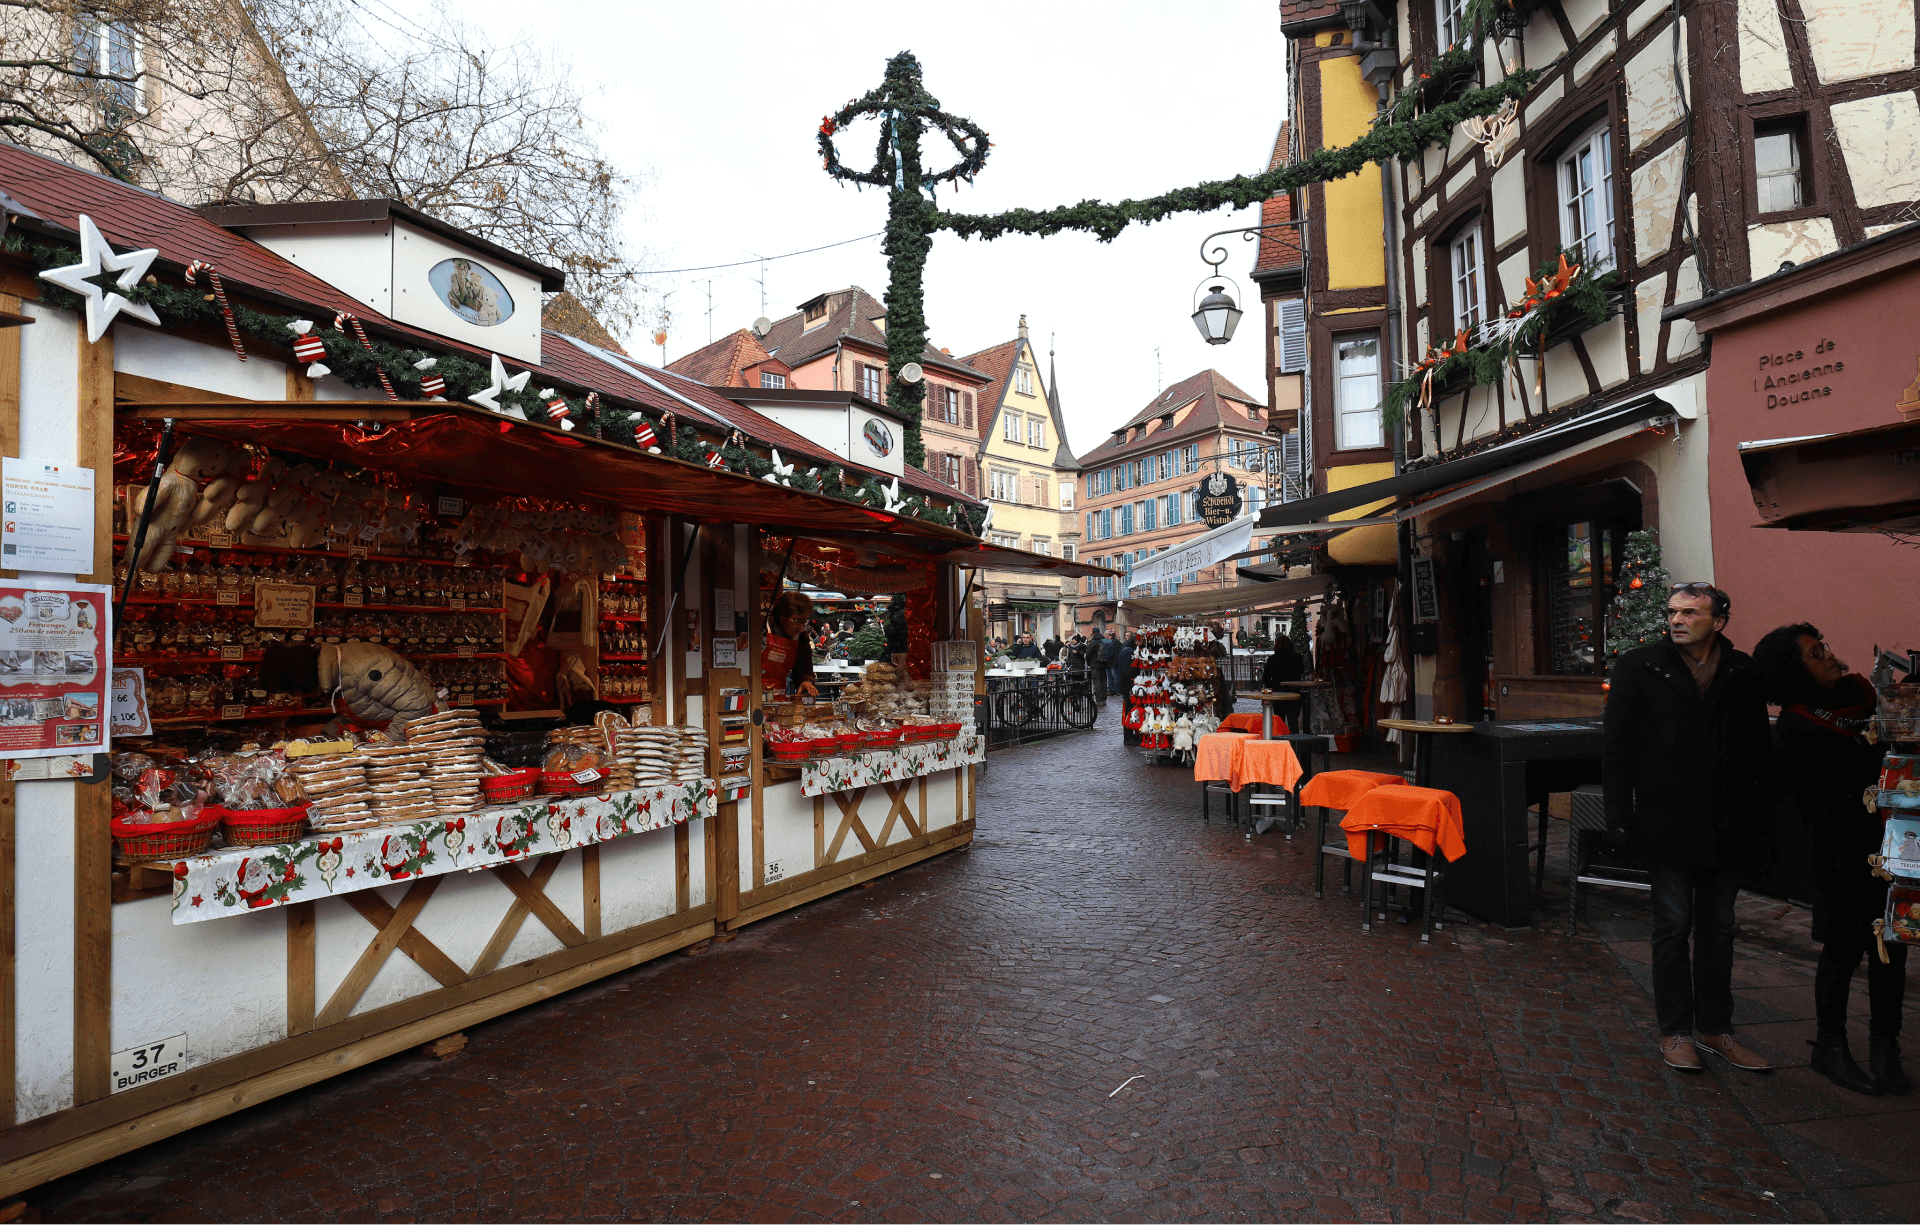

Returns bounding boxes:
[1629,577,1642,589]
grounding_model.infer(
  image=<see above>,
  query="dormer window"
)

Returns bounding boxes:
[1015,366,1034,396]
[801,298,829,331]
[870,314,887,335]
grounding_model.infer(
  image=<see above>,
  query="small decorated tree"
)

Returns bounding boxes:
[1605,529,1670,668]
[1290,603,1315,673]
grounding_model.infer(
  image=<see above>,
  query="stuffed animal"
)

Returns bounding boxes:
[317,642,437,726]
[125,437,237,572]
[1172,715,1196,762]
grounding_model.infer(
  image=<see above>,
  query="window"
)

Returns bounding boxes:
[1015,366,1033,396]
[1165,493,1181,527]
[856,362,883,401]
[1101,508,1113,538]
[1115,464,1128,492]
[1335,334,1384,450]
[1185,444,1199,473]
[1059,482,1074,511]
[963,392,974,429]
[1062,544,1075,562]
[1541,517,1633,676]
[1558,125,1616,272]
[1028,418,1046,447]
[942,454,962,486]
[71,17,142,114]
[1754,119,1807,214]
[1032,539,1051,556]
[1449,225,1487,332]
[1227,439,1243,468]
[1141,455,1156,485]
[1435,0,1470,47]
[992,533,1020,550]
[934,386,959,424]
[1033,474,1050,505]
[1003,413,1021,442]
[759,372,786,389]
[1099,468,1112,494]
[1132,460,1144,486]
[803,300,829,329]
[1120,503,1134,535]
[990,469,1019,503]
[1142,499,1157,531]
[1278,298,1308,374]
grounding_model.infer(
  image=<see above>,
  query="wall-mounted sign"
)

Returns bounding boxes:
[428,258,514,327]
[1411,556,1440,623]
[1194,471,1242,528]
[863,419,894,458]
[2,458,95,574]
[0,580,111,758]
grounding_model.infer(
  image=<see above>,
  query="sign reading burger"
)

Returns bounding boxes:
[1194,471,1243,528]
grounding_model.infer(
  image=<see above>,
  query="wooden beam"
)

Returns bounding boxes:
[705,527,740,927]
[117,404,415,422]
[813,794,825,870]
[0,775,13,1128]
[112,371,249,405]
[734,826,974,928]
[489,862,587,948]
[73,326,114,1105]
[343,892,469,988]
[673,820,690,912]
[468,853,566,978]
[581,845,601,941]
[315,877,442,1028]
[285,903,315,1038]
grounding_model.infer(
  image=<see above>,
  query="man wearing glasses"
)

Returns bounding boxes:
[1603,582,1775,1074]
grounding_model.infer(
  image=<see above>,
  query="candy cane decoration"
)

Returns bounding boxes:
[286,320,331,378]
[185,261,246,361]
[540,388,574,431]
[584,391,599,424]
[414,357,445,399]
[332,312,397,400]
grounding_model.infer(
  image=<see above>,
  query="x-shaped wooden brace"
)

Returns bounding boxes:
[317,876,452,1027]
[827,781,920,863]
[471,852,587,977]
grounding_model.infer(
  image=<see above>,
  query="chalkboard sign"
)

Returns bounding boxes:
[1411,556,1440,623]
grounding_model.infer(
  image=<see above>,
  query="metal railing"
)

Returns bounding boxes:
[983,667,1100,748]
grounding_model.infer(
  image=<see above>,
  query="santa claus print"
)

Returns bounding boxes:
[380,834,418,881]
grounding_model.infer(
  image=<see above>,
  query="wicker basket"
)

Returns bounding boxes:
[220,806,310,847]
[482,769,540,804]
[540,768,606,798]
[111,809,221,861]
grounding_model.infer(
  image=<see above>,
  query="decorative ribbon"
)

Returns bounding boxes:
[185,261,246,361]
[540,387,573,431]
[332,312,397,400]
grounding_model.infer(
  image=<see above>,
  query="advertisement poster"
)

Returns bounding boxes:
[0,581,112,758]
[1,458,96,575]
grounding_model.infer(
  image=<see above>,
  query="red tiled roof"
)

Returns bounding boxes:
[1280,0,1344,30]
[665,327,770,387]
[1072,369,1266,467]
[959,337,1021,441]
[1254,122,1303,275]
[753,286,988,384]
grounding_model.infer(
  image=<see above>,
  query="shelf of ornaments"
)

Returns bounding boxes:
[143,697,508,728]
[598,615,647,625]
[119,652,508,669]
[119,596,506,614]
[111,534,510,568]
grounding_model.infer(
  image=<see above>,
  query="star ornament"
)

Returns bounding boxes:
[468,352,531,417]
[38,214,161,343]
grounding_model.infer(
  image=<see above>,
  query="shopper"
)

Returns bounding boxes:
[1603,582,1774,1074]
[1010,633,1042,662]
[1100,631,1123,696]
[1755,623,1909,1095]
[1042,637,1061,663]
[1088,630,1108,702]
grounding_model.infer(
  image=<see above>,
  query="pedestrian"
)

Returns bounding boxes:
[1755,623,1909,1095]
[1086,630,1106,702]
[1042,636,1061,663]
[1603,582,1775,1074]
[1100,631,1123,697]
[1261,633,1303,724]
[1010,633,1042,662]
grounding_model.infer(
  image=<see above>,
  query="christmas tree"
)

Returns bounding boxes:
[1290,603,1315,673]
[1606,529,1670,666]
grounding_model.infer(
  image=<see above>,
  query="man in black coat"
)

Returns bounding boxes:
[1088,630,1108,703]
[1603,583,1774,1074]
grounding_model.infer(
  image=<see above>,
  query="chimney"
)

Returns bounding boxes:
[1018,314,1028,339]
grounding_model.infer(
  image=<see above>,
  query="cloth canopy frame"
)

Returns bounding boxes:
[1124,574,1335,620]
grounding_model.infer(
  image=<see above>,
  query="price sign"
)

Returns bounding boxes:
[219,704,246,720]
[343,593,364,607]
[201,527,235,549]
[110,668,150,737]
[215,589,241,606]
[449,598,466,611]
[219,645,245,661]
[437,496,464,516]
[455,694,474,707]
[347,545,369,559]
[570,768,604,785]
[456,645,475,658]
[254,583,316,629]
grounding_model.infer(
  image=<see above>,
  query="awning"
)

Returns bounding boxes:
[1125,574,1334,620]
[117,401,1117,577]
[1254,389,1685,529]
[1135,516,1257,586]
[1738,419,1920,532]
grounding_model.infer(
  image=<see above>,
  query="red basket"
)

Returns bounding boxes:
[540,768,606,797]
[809,735,851,760]
[928,722,963,739]
[221,806,310,847]
[769,743,811,764]
[868,728,906,748]
[482,769,540,804]
[111,809,222,861]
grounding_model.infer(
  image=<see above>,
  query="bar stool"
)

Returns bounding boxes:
[1566,784,1648,936]
[1229,737,1304,840]
[1193,731,1252,825]
[1298,770,1405,897]
[1342,784,1467,943]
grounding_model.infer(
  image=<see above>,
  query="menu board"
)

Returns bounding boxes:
[0,581,112,758]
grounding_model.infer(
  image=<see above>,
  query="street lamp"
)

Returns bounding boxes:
[1190,284,1243,345]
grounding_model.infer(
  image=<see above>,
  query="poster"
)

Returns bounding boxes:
[2,459,95,574]
[111,667,150,736]
[0,581,112,758]
[254,583,316,629]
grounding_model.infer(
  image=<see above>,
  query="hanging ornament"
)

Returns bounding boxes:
[468,352,531,416]
[663,411,678,447]
[286,320,331,378]
[630,413,659,452]
[332,312,397,400]
[38,214,161,343]
[540,388,574,431]
[414,357,445,399]
[1629,577,1642,589]
[584,391,600,425]
[704,445,725,468]
[184,261,246,361]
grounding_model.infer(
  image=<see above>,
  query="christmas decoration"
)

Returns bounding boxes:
[763,449,795,486]
[414,357,445,399]
[468,352,532,416]
[287,320,331,378]
[184,261,247,361]
[37,214,160,342]
[541,387,574,431]
[333,312,397,400]
[1605,530,1671,668]
[704,445,725,468]
[630,413,659,452]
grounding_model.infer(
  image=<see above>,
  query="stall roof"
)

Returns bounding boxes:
[1125,574,1334,619]
[1737,418,1920,532]
[1254,390,1683,528]
[120,400,1113,576]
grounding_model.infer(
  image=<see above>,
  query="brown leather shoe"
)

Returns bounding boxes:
[1695,1033,1773,1071]
[1660,1034,1703,1071]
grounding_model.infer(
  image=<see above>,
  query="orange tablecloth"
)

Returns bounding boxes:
[1219,712,1291,736]
[1193,731,1252,782]
[1340,785,1467,862]
[1229,738,1302,792]
[1297,770,1404,812]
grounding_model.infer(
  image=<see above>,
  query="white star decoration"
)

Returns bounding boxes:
[38,215,161,343]
[880,477,909,514]
[468,352,531,418]
[763,449,796,486]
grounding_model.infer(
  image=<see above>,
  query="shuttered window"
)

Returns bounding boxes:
[1278,298,1307,374]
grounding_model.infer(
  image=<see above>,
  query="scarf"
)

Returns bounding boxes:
[1783,673,1877,736]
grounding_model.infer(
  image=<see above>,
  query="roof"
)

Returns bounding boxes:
[665,327,771,387]
[1252,122,1304,277]
[1073,370,1266,467]
[1279,0,1346,33]
[541,291,628,356]
[959,333,1082,472]
[198,199,566,290]
[752,286,988,383]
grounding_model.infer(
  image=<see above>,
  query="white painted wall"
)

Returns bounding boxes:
[113,325,289,401]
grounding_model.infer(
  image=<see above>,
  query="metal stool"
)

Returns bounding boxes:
[1361,832,1448,942]
[1302,768,1400,899]
[1567,784,1649,936]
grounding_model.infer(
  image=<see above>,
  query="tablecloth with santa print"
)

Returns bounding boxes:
[799,735,986,798]
[169,779,717,924]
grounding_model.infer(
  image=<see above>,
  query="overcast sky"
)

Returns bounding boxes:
[375,0,1289,462]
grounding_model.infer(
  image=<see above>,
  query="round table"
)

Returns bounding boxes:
[1244,691,1302,739]
[1376,718,1475,787]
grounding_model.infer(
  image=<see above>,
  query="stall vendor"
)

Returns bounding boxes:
[763,591,818,698]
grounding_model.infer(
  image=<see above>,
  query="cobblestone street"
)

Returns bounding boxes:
[33,712,1920,1222]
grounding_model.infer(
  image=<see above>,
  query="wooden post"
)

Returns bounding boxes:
[704,528,740,929]
[286,903,315,1037]
[0,292,21,1125]
[73,326,114,1105]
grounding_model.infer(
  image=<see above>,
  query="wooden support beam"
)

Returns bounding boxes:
[73,326,115,1105]
[343,892,468,988]
[315,877,442,1028]
[489,861,587,949]
[286,903,315,1038]
[469,853,566,978]
[581,845,601,941]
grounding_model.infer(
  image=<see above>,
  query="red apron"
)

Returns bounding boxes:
[762,632,802,690]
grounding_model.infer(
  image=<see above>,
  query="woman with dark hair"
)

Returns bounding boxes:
[1754,622,1909,1095]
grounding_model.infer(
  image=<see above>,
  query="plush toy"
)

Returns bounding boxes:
[317,642,437,726]
[1172,715,1196,762]
[125,437,238,572]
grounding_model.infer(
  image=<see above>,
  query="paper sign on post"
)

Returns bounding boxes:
[713,588,735,633]
[0,580,112,758]
[2,459,96,574]
[712,637,738,669]
[111,668,150,736]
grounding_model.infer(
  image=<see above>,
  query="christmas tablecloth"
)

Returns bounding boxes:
[169,780,716,924]
[799,735,985,797]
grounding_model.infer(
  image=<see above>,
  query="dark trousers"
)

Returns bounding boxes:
[1105,665,1121,692]
[1649,865,1742,1036]
[1816,936,1908,1042]
[1091,666,1108,703]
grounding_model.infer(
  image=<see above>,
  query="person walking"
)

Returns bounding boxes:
[1603,583,1775,1074]
[1261,634,1304,726]
[1100,631,1123,697]
[1009,633,1042,662]
[1756,623,1909,1095]
[1088,630,1108,703]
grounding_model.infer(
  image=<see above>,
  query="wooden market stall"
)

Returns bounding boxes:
[0,150,1109,1197]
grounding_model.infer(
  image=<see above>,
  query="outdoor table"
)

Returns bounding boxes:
[1276,680,1333,734]
[1193,730,1253,782]
[1228,738,1303,793]
[1244,690,1302,739]
[1426,718,1605,929]
[1377,717,1476,787]
[1220,711,1291,737]
[1342,784,1467,941]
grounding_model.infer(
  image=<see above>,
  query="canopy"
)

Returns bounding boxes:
[1125,574,1334,620]
[118,401,1116,578]
[1134,516,1257,587]
[1738,419,1920,532]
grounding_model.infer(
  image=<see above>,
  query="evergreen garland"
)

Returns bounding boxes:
[1605,530,1670,667]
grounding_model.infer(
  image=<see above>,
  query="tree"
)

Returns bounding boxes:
[1605,530,1670,668]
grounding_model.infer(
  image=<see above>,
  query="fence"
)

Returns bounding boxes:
[982,667,1100,749]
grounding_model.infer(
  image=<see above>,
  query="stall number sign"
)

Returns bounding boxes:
[112,1034,186,1093]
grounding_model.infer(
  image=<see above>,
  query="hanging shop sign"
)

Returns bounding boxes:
[0,580,112,758]
[1194,471,1243,528]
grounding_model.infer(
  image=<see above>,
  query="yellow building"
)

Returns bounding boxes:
[961,318,1081,646]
